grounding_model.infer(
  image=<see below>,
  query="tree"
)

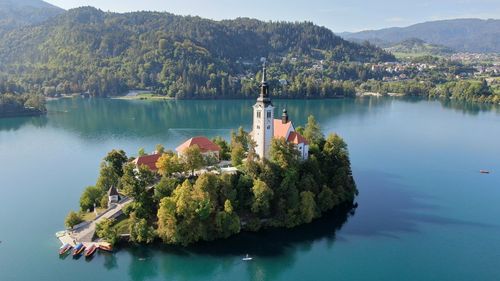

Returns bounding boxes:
[129,213,156,244]
[79,186,104,211]
[213,136,230,160]
[269,137,299,170]
[95,218,119,246]
[215,200,241,238]
[251,179,274,216]
[317,186,336,212]
[138,147,146,156]
[65,211,83,229]
[95,162,119,191]
[299,191,317,223]
[182,145,204,175]
[104,150,127,177]
[231,127,249,151]
[303,115,324,146]
[231,142,245,166]
[155,144,165,154]
[154,176,179,201]
[156,152,183,176]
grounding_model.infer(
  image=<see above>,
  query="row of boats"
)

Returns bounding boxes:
[59,243,113,259]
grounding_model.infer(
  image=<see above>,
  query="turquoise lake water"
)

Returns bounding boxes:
[0,97,499,281]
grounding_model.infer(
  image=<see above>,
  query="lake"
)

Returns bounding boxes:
[0,97,499,281]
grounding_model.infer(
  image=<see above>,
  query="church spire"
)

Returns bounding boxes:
[258,61,271,105]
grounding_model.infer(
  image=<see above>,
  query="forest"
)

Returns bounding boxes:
[0,93,46,117]
[0,7,394,99]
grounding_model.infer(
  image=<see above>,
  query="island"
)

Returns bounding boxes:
[60,66,357,250]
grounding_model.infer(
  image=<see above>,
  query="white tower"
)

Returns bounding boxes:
[252,63,274,160]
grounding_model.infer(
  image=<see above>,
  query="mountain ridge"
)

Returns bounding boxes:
[341,18,500,53]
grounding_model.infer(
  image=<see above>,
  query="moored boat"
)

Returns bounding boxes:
[72,243,85,256]
[59,243,72,255]
[85,245,97,258]
[98,243,113,252]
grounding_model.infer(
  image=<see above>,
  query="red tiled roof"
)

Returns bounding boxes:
[176,136,221,153]
[287,131,309,145]
[133,153,161,171]
[273,119,293,139]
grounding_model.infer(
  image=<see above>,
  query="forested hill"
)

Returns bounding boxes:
[0,7,394,99]
[0,0,63,31]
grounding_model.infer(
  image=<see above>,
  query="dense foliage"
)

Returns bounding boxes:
[0,93,46,117]
[0,7,393,99]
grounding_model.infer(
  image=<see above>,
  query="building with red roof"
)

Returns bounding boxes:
[176,136,221,160]
[132,153,162,172]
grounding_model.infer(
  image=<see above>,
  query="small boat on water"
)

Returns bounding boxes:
[72,243,85,256]
[85,245,97,258]
[98,243,113,252]
[59,243,72,255]
[242,254,253,261]
[480,170,490,174]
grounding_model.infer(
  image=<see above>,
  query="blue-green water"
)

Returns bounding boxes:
[0,98,499,281]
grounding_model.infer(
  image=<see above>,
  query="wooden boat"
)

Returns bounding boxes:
[98,243,113,252]
[72,243,85,256]
[480,170,490,174]
[59,243,72,255]
[85,245,97,258]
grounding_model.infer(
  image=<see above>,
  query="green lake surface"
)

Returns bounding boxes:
[0,97,499,281]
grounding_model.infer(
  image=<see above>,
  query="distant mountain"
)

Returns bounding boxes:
[0,0,64,31]
[384,38,455,57]
[0,7,394,98]
[342,18,500,53]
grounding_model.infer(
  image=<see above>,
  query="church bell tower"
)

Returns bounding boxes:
[252,62,274,160]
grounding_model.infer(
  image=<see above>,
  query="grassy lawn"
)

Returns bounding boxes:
[113,218,131,235]
[80,208,106,222]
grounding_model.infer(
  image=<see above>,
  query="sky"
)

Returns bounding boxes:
[44,0,500,32]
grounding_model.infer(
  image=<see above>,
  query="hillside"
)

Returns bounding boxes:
[342,18,500,53]
[0,0,63,31]
[385,38,455,57]
[0,7,394,98]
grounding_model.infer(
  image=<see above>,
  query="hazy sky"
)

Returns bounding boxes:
[45,0,500,32]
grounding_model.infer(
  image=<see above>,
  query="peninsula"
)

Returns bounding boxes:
[61,66,357,249]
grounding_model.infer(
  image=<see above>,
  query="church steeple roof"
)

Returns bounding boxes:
[257,61,272,105]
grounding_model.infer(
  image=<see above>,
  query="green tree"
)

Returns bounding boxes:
[215,200,241,238]
[138,147,146,156]
[129,213,156,244]
[95,163,120,191]
[231,142,245,166]
[154,176,179,201]
[213,136,231,160]
[251,179,274,216]
[299,191,317,223]
[303,115,324,146]
[155,144,165,154]
[65,211,83,229]
[79,186,104,211]
[317,186,336,212]
[95,218,119,246]
[269,137,299,169]
[104,149,127,177]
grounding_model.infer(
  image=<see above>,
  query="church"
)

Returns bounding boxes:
[250,64,309,161]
